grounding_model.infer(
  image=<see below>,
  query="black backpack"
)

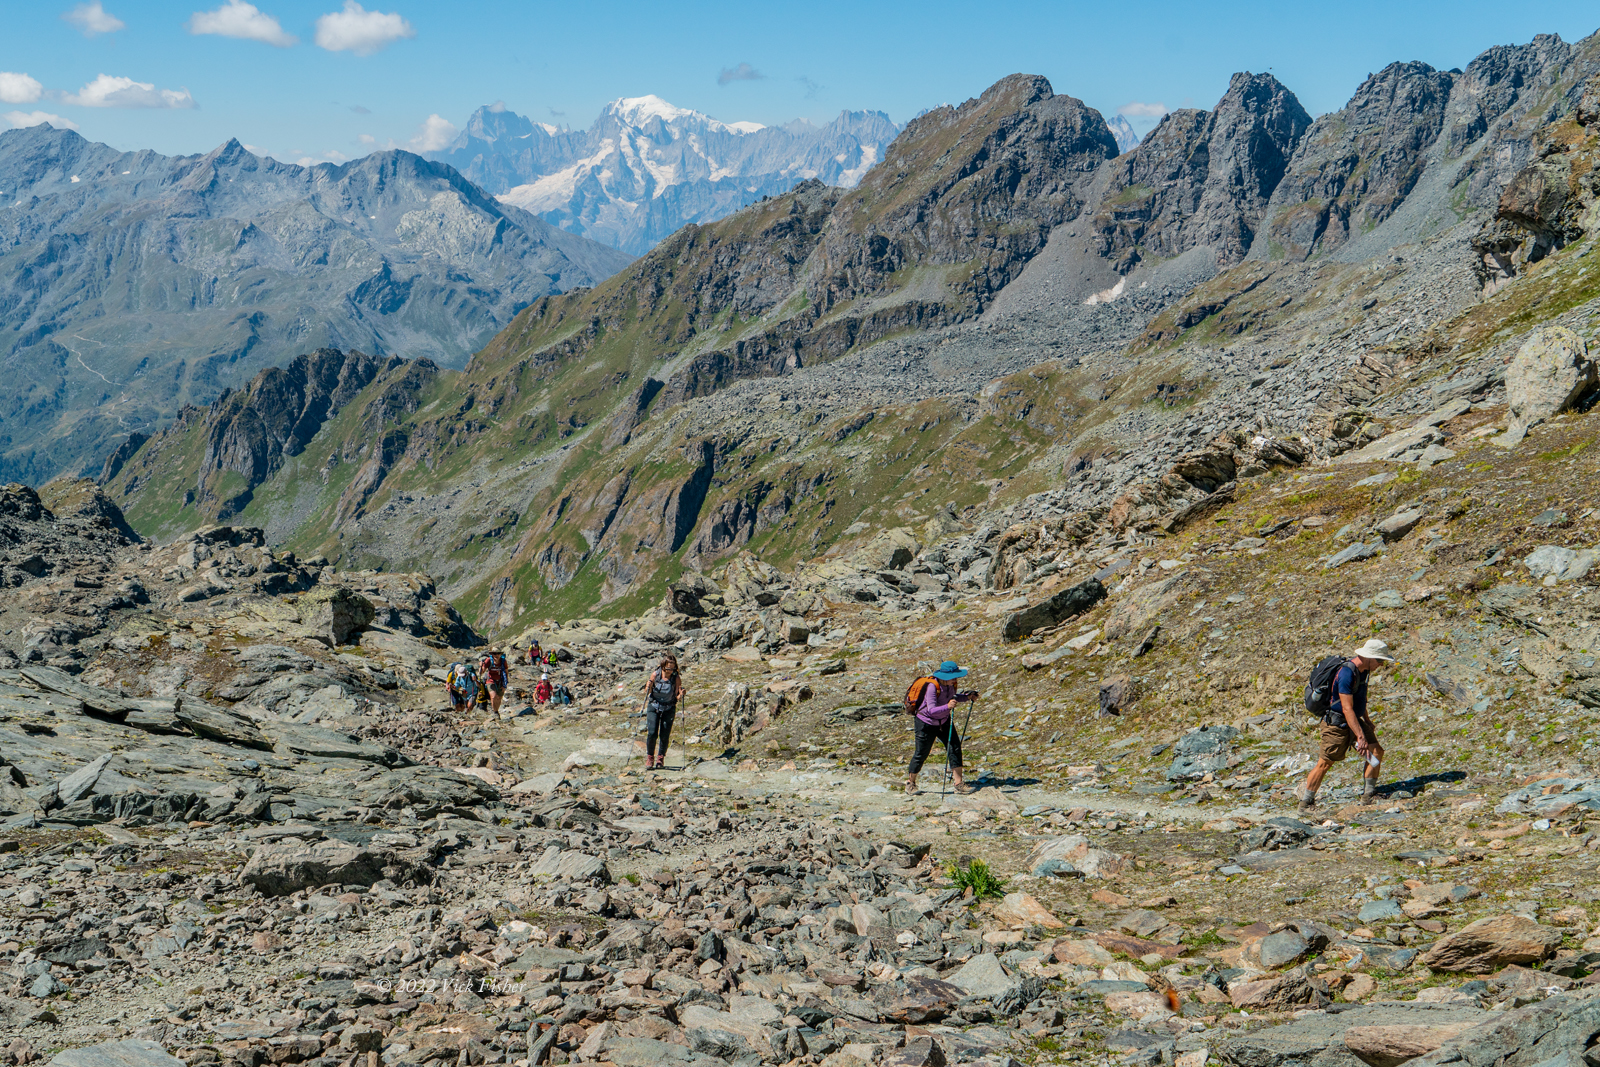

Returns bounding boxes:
[1303,656,1346,720]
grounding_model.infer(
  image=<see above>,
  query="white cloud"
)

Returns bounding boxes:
[407,113,455,152]
[188,0,297,46]
[3,110,79,131]
[292,149,350,165]
[65,74,196,109]
[242,143,268,155]
[314,1,414,55]
[0,73,44,105]
[1118,101,1169,119]
[63,0,126,36]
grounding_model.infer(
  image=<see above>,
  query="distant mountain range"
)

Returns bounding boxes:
[0,127,631,484]
[428,98,901,255]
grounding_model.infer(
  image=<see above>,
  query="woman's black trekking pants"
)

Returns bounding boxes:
[646,702,676,761]
[908,718,962,775]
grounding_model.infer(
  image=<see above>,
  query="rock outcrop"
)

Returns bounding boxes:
[1094,72,1312,271]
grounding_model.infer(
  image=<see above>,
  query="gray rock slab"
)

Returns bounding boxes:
[1218,1003,1486,1067]
[49,1041,186,1067]
[949,953,1014,998]
[527,846,610,883]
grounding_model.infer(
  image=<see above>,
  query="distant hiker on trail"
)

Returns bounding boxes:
[905,660,978,795]
[1298,639,1393,809]
[480,647,510,717]
[534,673,552,705]
[446,661,477,715]
[643,654,686,772]
[528,640,543,666]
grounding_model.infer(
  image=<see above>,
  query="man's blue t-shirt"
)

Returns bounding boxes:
[1329,661,1369,724]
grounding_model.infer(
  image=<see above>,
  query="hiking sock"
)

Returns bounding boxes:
[1362,778,1377,798]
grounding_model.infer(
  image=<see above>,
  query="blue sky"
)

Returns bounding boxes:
[3,0,1598,163]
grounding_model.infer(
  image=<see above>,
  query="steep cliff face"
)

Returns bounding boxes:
[801,74,1120,317]
[196,349,405,518]
[107,349,439,539]
[1253,32,1600,267]
[1091,73,1312,271]
[1257,62,1456,261]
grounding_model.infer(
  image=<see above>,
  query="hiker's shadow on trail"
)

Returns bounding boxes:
[979,775,1042,790]
[1377,770,1467,796]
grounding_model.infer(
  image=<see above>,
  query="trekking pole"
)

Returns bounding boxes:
[961,696,980,787]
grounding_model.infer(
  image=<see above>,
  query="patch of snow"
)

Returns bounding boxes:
[837,145,877,187]
[1085,277,1128,305]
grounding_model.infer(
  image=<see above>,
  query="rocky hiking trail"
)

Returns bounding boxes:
[9,324,1600,1065]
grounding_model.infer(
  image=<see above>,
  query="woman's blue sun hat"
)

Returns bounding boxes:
[932,660,967,680]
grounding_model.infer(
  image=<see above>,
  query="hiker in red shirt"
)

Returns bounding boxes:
[479,648,510,717]
[534,673,553,705]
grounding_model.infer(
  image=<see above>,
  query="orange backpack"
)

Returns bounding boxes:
[903,676,937,716]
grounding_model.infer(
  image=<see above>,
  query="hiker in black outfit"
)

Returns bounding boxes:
[643,654,685,771]
[905,660,978,795]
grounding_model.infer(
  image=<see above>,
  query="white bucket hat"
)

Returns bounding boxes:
[1353,639,1394,662]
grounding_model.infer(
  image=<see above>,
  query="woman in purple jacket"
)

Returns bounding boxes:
[905,660,978,795]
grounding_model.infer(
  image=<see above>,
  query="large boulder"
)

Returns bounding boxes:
[239,840,418,895]
[853,527,921,571]
[299,585,376,646]
[1002,578,1106,642]
[1229,971,1318,1011]
[1418,915,1563,972]
[1504,326,1597,442]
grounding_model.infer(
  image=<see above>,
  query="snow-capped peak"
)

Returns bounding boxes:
[607,95,764,135]
[610,95,698,126]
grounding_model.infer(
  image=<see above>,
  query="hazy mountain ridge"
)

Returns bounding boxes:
[429,98,900,255]
[0,128,631,484]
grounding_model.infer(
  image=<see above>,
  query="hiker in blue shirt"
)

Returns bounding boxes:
[1298,639,1393,808]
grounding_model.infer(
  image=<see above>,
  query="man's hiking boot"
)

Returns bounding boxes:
[1296,787,1316,811]
[1363,779,1378,800]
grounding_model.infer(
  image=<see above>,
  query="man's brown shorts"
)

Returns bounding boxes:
[1320,721,1376,762]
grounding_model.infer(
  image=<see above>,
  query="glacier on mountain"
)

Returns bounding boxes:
[430,98,898,254]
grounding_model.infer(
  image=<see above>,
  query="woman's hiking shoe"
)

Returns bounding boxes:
[952,783,975,795]
[903,778,918,795]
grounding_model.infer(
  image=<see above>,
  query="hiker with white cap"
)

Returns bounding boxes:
[534,672,553,705]
[903,660,979,795]
[1298,638,1393,808]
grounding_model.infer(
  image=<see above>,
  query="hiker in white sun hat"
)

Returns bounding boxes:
[1297,638,1394,809]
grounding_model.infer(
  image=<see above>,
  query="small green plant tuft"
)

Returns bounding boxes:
[947,858,1007,901]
